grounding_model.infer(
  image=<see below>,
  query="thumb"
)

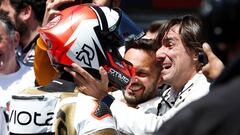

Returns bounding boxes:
[202,42,214,60]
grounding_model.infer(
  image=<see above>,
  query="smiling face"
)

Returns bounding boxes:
[156,25,197,91]
[123,48,160,107]
[0,23,18,74]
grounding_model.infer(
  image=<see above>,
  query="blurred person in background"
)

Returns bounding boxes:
[144,20,166,40]
[0,0,15,23]
[9,0,46,67]
[0,11,35,123]
[0,0,46,67]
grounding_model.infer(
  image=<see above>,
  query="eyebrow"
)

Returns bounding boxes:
[162,37,173,43]
[165,36,177,41]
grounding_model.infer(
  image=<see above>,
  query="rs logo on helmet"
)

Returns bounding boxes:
[76,44,95,67]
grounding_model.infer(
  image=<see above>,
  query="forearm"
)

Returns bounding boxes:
[110,100,165,134]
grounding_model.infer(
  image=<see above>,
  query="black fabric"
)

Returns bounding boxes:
[38,79,76,92]
[102,94,115,107]
[92,6,108,32]
[94,101,112,118]
[10,132,54,135]
[158,56,240,135]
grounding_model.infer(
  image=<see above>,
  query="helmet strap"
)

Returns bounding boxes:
[92,6,109,32]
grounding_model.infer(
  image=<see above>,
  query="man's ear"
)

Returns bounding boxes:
[13,31,20,49]
[19,5,32,21]
[193,52,198,61]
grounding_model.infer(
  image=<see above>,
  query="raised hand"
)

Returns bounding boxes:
[202,43,224,81]
[64,63,109,99]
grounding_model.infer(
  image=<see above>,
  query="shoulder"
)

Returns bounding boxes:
[59,93,116,134]
[74,93,113,119]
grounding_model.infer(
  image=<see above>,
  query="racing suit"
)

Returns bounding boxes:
[9,79,117,135]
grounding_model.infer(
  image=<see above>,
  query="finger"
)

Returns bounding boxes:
[202,42,214,60]
[99,66,109,87]
[71,63,96,82]
[64,66,89,87]
[202,63,210,74]
[64,66,78,78]
[45,10,60,22]
[50,0,75,9]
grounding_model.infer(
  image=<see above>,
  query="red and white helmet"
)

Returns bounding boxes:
[38,4,144,89]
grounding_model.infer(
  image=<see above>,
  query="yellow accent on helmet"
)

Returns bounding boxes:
[34,37,59,86]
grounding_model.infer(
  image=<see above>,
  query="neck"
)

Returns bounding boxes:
[5,60,20,74]
[172,71,197,92]
[21,29,38,49]
[21,17,40,49]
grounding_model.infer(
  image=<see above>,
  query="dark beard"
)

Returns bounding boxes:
[123,81,158,106]
[15,16,29,47]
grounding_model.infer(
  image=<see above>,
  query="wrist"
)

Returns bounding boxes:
[101,94,115,107]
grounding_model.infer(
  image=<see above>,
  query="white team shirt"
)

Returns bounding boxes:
[0,62,35,109]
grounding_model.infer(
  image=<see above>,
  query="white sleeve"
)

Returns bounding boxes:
[110,100,167,135]
[74,94,116,135]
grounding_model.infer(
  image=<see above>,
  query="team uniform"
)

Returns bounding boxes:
[9,79,117,135]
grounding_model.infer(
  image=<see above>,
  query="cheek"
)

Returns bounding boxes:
[8,44,16,54]
[141,77,154,88]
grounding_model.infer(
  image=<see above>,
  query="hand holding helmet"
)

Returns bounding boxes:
[37,4,144,89]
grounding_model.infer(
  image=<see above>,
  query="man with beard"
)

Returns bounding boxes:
[111,38,162,115]
[5,0,46,67]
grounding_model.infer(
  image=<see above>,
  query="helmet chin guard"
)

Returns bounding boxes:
[38,4,144,89]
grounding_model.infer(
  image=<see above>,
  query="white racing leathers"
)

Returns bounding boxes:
[9,87,117,135]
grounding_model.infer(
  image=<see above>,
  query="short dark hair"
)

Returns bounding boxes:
[10,0,46,22]
[125,38,160,68]
[125,38,158,54]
